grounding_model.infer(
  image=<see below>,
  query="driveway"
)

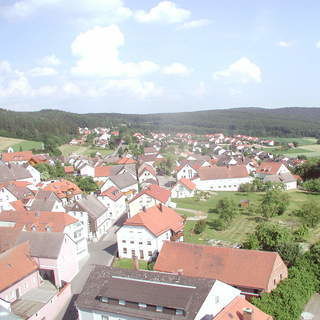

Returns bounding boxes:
[56,226,118,320]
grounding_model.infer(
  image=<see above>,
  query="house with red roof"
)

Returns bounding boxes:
[176,160,210,180]
[171,178,196,198]
[117,205,184,261]
[194,165,252,191]
[138,164,158,184]
[1,151,33,165]
[128,184,172,218]
[154,241,288,297]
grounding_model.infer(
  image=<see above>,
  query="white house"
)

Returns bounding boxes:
[138,164,158,184]
[117,205,184,261]
[171,178,196,198]
[176,160,210,180]
[194,165,253,191]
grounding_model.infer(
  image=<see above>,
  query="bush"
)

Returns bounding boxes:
[193,219,206,234]
[210,219,227,231]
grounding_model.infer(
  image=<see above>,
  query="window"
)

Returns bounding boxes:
[119,300,126,305]
[130,240,134,244]
[274,279,276,285]
[176,309,183,315]
[122,240,126,243]
[123,248,127,254]
[280,274,283,280]
[101,315,109,320]
[156,306,163,312]
[215,296,219,304]
[148,251,152,256]
[139,303,147,308]
[139,241,143,245]
[101,297,109,303]
[131,249,135,257]
[147,241,151,245]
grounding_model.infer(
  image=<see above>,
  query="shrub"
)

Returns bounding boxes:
[193,219,206,234]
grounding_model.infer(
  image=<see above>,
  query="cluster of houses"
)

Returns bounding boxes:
[0,128,304,319]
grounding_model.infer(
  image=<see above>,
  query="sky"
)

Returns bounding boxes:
[0,0,320,114]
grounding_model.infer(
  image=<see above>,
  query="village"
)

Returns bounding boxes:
[0,126,318,320]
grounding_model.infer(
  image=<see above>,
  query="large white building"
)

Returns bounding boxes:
[117,205,184,261]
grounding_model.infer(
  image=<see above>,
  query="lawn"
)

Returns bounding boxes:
[261,137,317,146]
[263,144,320,158]
[112,258,148,270]
[0,136,43,152]
[59,144,113,157]
[174,190,320,245]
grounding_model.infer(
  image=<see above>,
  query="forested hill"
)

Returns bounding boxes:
[1,107,320,141]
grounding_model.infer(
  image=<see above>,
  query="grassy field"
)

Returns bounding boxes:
[59,144,113,157]
[262,137,317,145]
[0,136,43,152]
[173,191,320,245]
[112,258,148,270]
[263,144,320,158]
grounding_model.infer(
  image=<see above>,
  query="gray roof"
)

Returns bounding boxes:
[263,172,296,184]
[15,231,65,259]
[4,184,33,200]
[29,190,61,211]
[76,195,107,219]
[76,266,215,320]
[0,164,32,183]
[109,173,137,190]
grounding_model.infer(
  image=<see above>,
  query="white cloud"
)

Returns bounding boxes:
[194,81,207,96]
[1,0,132,25]
[40,54,61,66]
[29,67,58,77]
[277,41,293,48]
[178,19,211,30]
[63,82,81,95]
[316,41,320,48]
[134,1,190,24]
[213,57,262,84]
[162,63,190,75]
[71,25,160,78]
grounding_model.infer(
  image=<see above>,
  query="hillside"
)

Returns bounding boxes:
[0,107,320,140]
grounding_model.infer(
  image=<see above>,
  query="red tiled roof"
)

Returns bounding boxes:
[154,242,282,291]
[10,200,26,211]
[0,210,78,232]
[0,242,38,292]
[100,186,124,201]
[2,151,33,162]
[64,166,74,174]
[42,179,82,198]
[124,205,183,236]
[29,154,48,164]
[256,162,283,175]
[130,184,171,204]
[178,178,196,190]
[198,165,249,180]
[213,296,273,320]
[94,166,113,177]
[139,164,157,177]
[117,157,137,165]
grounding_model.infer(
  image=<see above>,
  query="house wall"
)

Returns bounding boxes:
[64,222,88,260]
[177,165,197,180]
[266,255,288,292]
[0,271,41,303]
[195,280,241,320]
[78,308,143,320]
[139,171,156,183]
[195,177,253,191]
[171,184,194,198]
[25,165,41,184]
[128,194,159,218]
[97,195,127,225]
[0,188,17,202]
[80,165,94,177]
[117,225,172,261]
[285,181,297,190]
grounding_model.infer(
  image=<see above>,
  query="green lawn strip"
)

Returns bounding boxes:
[261,137,317,145]
[12,140,43,151]
[112,258,148,270]
[59,144,113,157]
[175,209,197,217]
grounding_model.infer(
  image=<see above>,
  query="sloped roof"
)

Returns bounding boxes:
[100,186,124,201]
[76,195,107,219]
[117,157,137,165]
[130,184,171,204]
[108,173,137,189]
[154,241,283,291]
[213,296,273,320]
[198,165,249,180]
[178,178,196,190]
[3,183,33,200]
[2,151,33,163]
[124,205,183,236]
[42,179,82,198]
[257,162,283,175]
[0,242,38,292]
[0,164,32,183]
[138,164,157,177]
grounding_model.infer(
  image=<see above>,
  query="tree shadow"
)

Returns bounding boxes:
[103,242,118,255]
[62,294,79,320]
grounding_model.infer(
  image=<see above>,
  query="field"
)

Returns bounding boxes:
[0,136,43,152]
[261,137,317,145]
[59,144,113,157]
[173,191,320,245]
[263,144,320,158]
[112,258,148,270]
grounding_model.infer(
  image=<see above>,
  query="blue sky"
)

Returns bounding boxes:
[0,0,319,114]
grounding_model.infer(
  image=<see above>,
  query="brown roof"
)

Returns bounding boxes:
[64,166,74,174]
[94,166,113,177]
[76,265,216,320]
[0,242,38,292]
[117,157,137,165]
[130,184,171,204]
[0,210,78,232]
[213,296,273,320]
[198,165,249,180]
[2,151,33,163]
[42,179,82,198]
[100,186,124,201]
[124,205,183,236]
[154,242,282,291]
[257,162,283,175]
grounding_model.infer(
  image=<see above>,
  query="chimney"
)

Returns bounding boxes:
[142,206,146,212]
[177,269,184,276]
[159,203,163,212]
[132,255,139,270]
[35,211,40,217]
[243,307,254,320]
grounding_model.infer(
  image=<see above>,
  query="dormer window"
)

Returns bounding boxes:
[119,299,126,305]
[176,309,183,315]
[138,303,147,309]
[101,297,108,303]
[156,306,163,312]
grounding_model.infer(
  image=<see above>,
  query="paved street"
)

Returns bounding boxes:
[303,293,320,320]
[56,226,118,320]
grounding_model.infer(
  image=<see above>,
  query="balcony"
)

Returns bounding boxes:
[170,231,183,241]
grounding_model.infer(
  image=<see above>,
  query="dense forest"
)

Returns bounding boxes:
[1,107,320,141]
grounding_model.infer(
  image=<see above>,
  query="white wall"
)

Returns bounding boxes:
[171,184,194,198]
[194,177,253,191]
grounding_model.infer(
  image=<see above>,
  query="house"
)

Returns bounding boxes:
[0,242,72,320]
[194,165,252,191]
[67,194,109,241]
[0,210,88,260]
[143,146,158,155]
[154,241,288,297]
[1,151,33,164]
[117,205,184,261]
[128,184,172,218]
[263,172,297,190]
[256,162,290,178]
[138,154,164,166]
[28,154,50,166]
[0,164,40,185]
[15,231,79,288]
[76,265,242,320]
[97,186,127,225]
[171,178,196,198]
[26,190,65,212]
[41,179,82,205]
[176,160,210,180]
[0,182,33,204]
[138,164,158,184]
[101,173,138,200]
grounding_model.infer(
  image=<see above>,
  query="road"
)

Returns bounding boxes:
[56,226,118,320]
